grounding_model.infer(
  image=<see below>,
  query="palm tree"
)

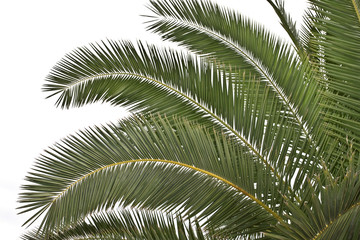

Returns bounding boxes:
[18,0,360,239]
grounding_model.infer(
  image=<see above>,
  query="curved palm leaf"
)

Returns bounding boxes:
[266,0,303,53]
[19,115,281,237]
[302,0,360,176]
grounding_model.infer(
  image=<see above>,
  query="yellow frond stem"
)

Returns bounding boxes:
[352,0,360,24]
[51,158,283,223]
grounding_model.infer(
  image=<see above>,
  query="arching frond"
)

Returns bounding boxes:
[19,115,281,237]
[305,0,360,175]
[266,0,303,54]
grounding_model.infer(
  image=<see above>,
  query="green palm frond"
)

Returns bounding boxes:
[22,208,211,240]
[304,0,360,175]
[19,115,280,237]
[266,0,303,54]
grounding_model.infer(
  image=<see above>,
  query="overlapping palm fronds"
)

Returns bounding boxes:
[22,209,211,240]
[19,0,360,239]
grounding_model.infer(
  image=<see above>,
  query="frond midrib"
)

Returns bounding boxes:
[351,0,360,23]
[51,158,283,222]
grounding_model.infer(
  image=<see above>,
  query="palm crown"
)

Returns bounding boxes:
[19,0,360,239]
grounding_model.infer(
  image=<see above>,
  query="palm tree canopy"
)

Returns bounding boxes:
[19,0,360,239]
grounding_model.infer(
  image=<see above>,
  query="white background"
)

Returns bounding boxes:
[0,0,307,238]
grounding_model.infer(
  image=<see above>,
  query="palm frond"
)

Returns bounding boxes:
[306,0,360,174]
[21,208,211,240]
[266,0,303,54]
[19,115,280,237]
[44,40,267,156]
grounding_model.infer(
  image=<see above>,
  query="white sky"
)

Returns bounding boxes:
[0,0,307,238]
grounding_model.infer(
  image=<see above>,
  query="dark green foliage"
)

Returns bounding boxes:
[19,0,360,239]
